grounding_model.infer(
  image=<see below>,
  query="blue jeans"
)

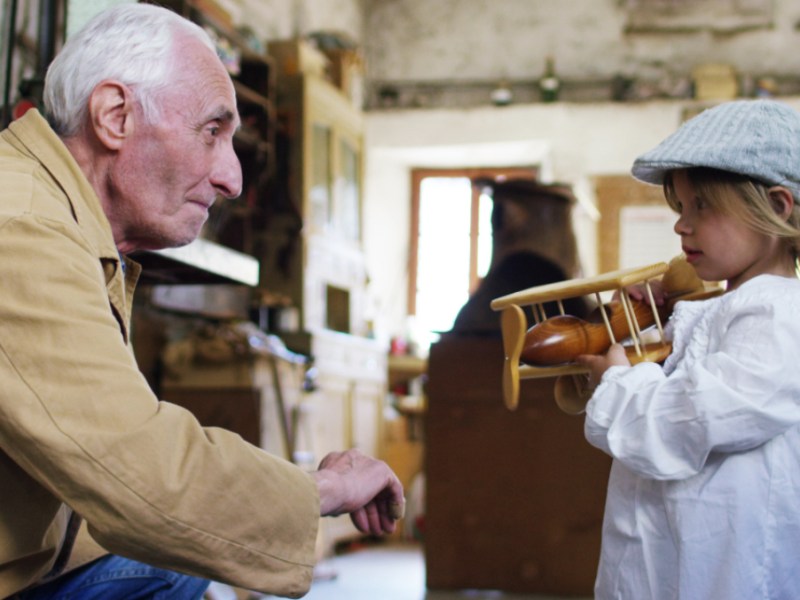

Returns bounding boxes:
[16,554,210,600]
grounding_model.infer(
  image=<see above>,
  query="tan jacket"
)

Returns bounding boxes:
[0,110,318,599]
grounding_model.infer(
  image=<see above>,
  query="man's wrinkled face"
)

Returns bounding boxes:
[110,35,242,253]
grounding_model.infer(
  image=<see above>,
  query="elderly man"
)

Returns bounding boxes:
[0,4,402,599]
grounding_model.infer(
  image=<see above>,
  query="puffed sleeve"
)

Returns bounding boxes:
[584,282,800,480]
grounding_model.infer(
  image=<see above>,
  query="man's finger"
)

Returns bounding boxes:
[389,498,406,520]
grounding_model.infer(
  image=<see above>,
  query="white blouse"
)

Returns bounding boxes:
[585,274,800,600]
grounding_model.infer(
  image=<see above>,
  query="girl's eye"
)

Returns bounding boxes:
[695,197,707,210]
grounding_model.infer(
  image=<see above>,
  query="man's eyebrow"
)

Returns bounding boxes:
[215,108,236,122]
[205,107,241,132]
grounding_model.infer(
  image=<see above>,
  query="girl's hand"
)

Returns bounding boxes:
[613,279,667,306]
[576,343,631,389]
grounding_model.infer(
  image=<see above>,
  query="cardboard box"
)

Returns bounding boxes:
[268,39,329,79]
[194,0,235,29]
[692,63,738,101]
[323,48,365,106]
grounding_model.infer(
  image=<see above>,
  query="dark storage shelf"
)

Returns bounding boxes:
[137,0,277,280]
[133,238,260,286]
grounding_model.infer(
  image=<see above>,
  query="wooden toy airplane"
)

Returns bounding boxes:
[490,256,721,414]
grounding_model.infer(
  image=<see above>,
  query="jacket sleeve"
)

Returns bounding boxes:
[584,289,800,481]
[0,214,318,597]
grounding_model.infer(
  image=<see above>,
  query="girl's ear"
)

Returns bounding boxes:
[767,186,794,221]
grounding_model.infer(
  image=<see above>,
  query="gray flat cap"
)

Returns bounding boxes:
[631,99,800,200]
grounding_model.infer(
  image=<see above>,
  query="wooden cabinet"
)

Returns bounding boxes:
[259,73,368,338]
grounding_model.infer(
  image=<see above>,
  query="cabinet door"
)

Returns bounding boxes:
[306,375,348,458]
[336,136,361,242]
[349,380,380,453]
[310,124,333,231]
[303,76,364,246]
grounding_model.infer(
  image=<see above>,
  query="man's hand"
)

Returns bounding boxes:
[312,449,405,536]
[576,343,630,389]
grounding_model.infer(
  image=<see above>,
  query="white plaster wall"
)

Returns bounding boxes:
[363,0,800,85]
[239,0,364,43]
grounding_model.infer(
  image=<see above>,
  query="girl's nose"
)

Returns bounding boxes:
[674,213,691,236]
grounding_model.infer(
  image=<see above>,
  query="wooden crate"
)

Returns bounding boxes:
[268,39,329,79]
[424,336,611,595]
[323,48,365,106]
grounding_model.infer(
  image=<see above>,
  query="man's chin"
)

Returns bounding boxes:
[167,229,204,249]
[140,227,204,253]
[168,216,208,248]
[118,215,208,253]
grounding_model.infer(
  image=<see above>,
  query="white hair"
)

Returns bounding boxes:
[43,3,216,137]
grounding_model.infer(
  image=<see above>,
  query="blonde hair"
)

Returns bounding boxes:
[664,167,800,270]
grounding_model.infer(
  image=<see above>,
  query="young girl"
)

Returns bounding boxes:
[579,99,800,599]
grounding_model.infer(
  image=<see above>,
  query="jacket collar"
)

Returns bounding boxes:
[6,110,121,264]
[5,110,139,339]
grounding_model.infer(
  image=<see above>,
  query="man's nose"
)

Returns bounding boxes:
[212,145,243,199]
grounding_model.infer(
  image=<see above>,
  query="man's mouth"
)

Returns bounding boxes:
[188,198,214,210]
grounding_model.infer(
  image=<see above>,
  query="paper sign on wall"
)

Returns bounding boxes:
[619,205,681,269]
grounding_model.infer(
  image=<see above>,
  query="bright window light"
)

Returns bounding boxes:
[413,177,493,348]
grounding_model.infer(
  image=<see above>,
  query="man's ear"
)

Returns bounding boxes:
[88,81,134,150]
[767,186,794,221]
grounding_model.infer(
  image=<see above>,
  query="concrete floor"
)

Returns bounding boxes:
[220,541,593,600]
